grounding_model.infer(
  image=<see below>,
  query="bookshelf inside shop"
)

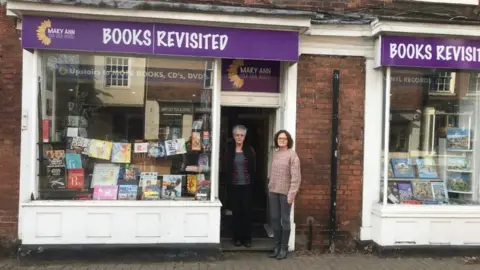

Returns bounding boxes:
[383,111,478,205]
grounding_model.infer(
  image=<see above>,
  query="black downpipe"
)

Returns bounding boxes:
[328,70,340,251]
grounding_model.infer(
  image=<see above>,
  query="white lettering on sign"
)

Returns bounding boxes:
[156,31,228,50]
[389,42,480,63]
[102,28,152,46]
[101,28,229,51]
[389,43,432,60]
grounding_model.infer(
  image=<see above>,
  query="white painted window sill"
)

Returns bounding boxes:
[409,0,477,5]
[21,199,223,208]
[372,202,480,218]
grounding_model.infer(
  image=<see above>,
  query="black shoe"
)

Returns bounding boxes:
[234,240,242,247]
[268,229,282,258]
[243,240,252,248]
[276,230,290,260]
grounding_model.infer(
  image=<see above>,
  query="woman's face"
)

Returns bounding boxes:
[277,132,288,148]
[233,130,246,145]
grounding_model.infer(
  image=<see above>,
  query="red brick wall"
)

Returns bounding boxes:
[296,55,365,248]
[0,5,21,246]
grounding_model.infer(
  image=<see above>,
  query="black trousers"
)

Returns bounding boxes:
[229,184,252,242]
[269,192,291,231]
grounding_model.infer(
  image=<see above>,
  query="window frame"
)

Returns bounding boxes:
[381,66,480,206]
[104,56,131,89]
[34,50,220,202]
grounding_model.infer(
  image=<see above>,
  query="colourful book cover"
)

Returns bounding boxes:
[134,142,148,153]
[446,128,470,150]
[91,163,120,187]
[161,175,183,199]
[447,156,469,171]
[66,153,82,169]
[45,150,65,167]
[93,185,118,200]
[46,167,66,189]
[140,173,160,200]
[111,142,132,163]
[67,168,84,189]
[447,172,471,192]
[147,141,166,158]
[391,158,415,178]
[431,182,448,203]
[387,181,399,200]
[187,174,197,194]
[191,132,201,151]
[198,153,210,173]
[165,139,187,156]
[88,139,113,160]
[397,182,413,201]
[412,181,433,200]
[195,179,211,201]
[118,185,138,200]
[416,157,439,179]
[117,164,139,185]
[202,131,210,152]
[139,172,158,187]
[71,137,91,155]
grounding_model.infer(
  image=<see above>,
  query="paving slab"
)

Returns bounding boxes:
[1,252,479,270]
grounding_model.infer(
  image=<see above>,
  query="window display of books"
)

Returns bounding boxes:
[382,131,476,205]
[39,113,213,201]
[382,157,449,204]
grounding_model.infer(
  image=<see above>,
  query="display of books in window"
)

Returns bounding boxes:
[416,157,439,179]
[397,182,414,202]
[391,158,415,178]
[446,172,471,192]
[38,114,212,201]
[161,175,184,199]
[431,182,449,204]
[412,181,433,201]
[446,128,470,150]
[446,156,470,171]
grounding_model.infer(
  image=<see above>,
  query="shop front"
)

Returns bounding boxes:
[14,13,302,247]
[368,33,480,246]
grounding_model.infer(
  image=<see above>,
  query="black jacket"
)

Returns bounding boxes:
[224,141,256,184]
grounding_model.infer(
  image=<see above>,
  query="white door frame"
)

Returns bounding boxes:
[219,61,298,250]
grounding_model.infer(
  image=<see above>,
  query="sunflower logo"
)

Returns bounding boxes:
[36,20,52,46]
[58,66,68,76]
[227,59,244,89]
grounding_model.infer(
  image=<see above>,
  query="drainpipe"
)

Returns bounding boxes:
[328,70,340,252]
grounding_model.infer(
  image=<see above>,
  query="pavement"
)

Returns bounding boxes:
[1,252,480,270]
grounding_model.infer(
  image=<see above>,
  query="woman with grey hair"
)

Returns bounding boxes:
[223,125,256,247]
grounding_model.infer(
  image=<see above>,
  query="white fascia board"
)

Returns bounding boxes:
[371,19,480,38]
[306,24,372,37]
[6,1,311,32]
[300,35,374,57]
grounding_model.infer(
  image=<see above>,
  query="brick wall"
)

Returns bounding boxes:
[0,4,22,248]
[295,55,365,248]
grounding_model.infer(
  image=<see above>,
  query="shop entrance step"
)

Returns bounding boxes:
[220,238,273,251]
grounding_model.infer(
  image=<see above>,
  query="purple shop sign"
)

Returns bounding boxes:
[22,16,298,62]
[382,35,480,70]
[221,59,280,93]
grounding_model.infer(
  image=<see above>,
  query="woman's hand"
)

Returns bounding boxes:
[287,197,293,205]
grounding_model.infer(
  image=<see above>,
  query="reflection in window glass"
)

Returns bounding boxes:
[39,53,213,201]
[381,68,480,205]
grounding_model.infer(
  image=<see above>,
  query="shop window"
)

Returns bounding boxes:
[468,72,480,94]
[429,71,455,95]
[105,57,129,87]
[381,68,480,206]
[39,52,214,201]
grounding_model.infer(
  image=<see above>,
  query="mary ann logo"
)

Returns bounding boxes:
[36,19,76,46]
